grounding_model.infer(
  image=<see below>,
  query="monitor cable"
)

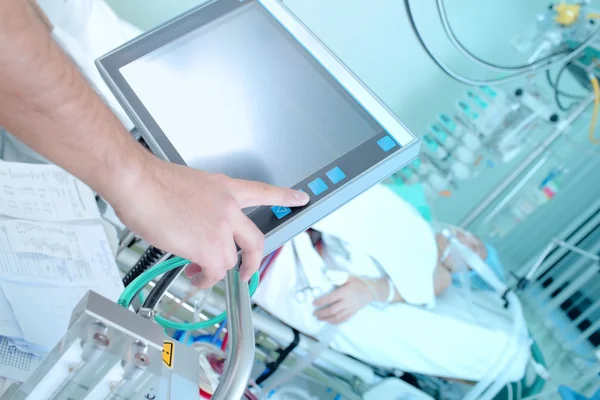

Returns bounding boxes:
[437,0,569,72]
[255,328,301,385]
[405,0,600,85]
[139,264,186,314]
[546,62,586,100]
[588,72,600,143]
[548,62,585,111]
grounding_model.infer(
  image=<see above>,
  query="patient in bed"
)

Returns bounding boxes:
[253,183,529,383]
[311,225,498,325]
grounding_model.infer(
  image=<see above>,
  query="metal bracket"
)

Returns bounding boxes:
[138,307,155,320]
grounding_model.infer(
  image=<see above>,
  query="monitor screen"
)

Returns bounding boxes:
[119,2,382,188]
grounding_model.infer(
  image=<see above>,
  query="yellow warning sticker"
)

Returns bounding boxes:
[163,341,174,368]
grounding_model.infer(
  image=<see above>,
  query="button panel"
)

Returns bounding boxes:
[326,167,346,184]
[377,135,397,152]
[270,206,292,219]
[308,178,328,196]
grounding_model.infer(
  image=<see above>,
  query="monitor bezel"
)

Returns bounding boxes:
[96,0,419,254]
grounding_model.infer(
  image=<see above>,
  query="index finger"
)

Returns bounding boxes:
[226,179,309,209]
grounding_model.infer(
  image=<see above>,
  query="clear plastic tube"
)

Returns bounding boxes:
[441,230,528,400]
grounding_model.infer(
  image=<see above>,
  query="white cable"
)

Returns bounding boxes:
[507,382,514,400]
[437,0,567,73]
[407,0,600,85]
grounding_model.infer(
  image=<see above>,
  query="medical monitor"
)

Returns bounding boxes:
[96,0,419,254]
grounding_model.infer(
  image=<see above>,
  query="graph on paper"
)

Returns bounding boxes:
[0,337,37,372]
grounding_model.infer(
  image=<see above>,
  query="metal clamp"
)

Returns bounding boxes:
[211,268,256,400]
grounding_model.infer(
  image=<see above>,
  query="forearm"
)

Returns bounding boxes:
[27,0,52,30]
[369,266,450,303]
[0,0,150,205]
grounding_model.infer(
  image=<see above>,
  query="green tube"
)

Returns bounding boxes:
[119,257,260,331]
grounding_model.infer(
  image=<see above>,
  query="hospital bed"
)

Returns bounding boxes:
[248,229,547,400]
[512,206,600,399]
[120,228,549,400]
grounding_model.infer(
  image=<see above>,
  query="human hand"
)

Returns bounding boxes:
[110,156,309,288]
[313,277,375,325]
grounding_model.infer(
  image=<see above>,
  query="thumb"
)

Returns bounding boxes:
[226,179,309,209]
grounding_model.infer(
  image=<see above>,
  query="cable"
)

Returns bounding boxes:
[210,320,226,345]
[221,332,229,351]
[437,0,569,72]
[141,265,186,311]
[255,328,301,385]
[553,63,582,111]
[405,0,600,86]
[120,256,185,306]
[259,247,282,282]
[546,67,586,100]
[122,246,166,287]
[118,256,260,330]
[588,74,600,143]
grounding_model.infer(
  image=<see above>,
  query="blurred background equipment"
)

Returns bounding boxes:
[1,0,600,399]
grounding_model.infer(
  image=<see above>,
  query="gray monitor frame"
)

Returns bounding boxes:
[96,0,419,255]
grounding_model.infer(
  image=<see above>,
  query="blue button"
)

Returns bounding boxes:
[271,206,291,219]
[377,136,397,152]
[308,178,328,196]
[326,167,346,184]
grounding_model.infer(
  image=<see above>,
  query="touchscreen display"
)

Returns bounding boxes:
[120,2,381,187]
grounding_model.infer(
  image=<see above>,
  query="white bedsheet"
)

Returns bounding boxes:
[254,248,531,382]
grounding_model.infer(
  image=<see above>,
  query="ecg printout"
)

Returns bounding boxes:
[0,161,99,221]
[0,161,124,382]
[0,220,122,286]
[0,336,41,383]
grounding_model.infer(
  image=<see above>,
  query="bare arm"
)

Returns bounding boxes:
[0,0,308,285]
[0,0,146,202]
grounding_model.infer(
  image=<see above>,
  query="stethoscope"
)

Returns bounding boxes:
[290,238,350,304]
[291,240,323,304]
